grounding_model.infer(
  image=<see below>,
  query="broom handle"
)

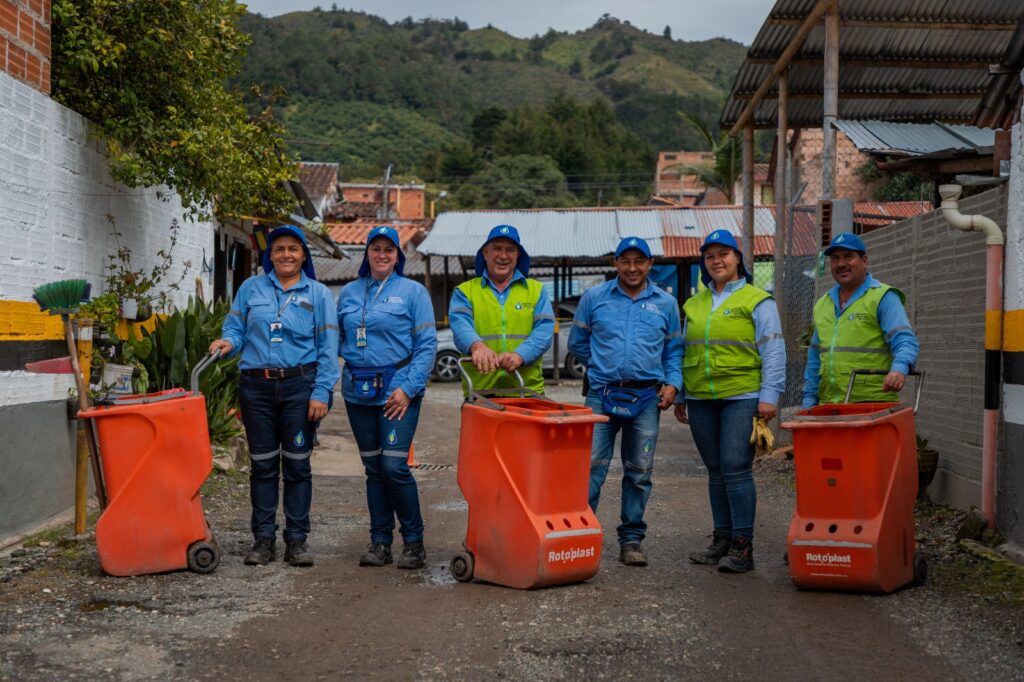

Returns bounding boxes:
[64,315,108,509]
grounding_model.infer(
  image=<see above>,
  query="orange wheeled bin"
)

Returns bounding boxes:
[79,353,223,577]
[780,370,926,593]
[449,361,608,589]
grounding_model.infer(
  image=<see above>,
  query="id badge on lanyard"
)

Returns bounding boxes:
[271,293,295,344]
[358,275,389,350]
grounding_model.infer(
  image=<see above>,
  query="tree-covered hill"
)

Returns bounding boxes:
[237,9,748,205]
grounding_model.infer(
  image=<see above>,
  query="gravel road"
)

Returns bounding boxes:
[1,381,1022,681]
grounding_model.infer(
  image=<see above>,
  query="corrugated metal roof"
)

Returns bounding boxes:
[720,0,1024,129]
[833,120,995,155]
[420,203,932,261]
[418,209,669,259]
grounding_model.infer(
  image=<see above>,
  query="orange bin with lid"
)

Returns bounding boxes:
[781,372,927,593]
[79,354,222,577]
[449,363,608,589]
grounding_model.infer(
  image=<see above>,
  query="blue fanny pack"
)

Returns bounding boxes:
[349,356,411,399]
[600,385,659,419]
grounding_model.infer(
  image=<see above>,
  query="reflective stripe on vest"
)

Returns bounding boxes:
[812,284,903,404]
[682,285,770,399]
[456,277,545,394]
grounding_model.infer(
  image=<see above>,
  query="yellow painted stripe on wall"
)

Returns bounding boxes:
[1005,309,1024,353]
[0,301,65,341]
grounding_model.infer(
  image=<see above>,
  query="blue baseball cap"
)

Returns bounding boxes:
[614,236,652,259]
[474,224,531,277]
[824,232,867,255]
[359,225,406,278]
[262,225,317,280]
[698,229,752,285]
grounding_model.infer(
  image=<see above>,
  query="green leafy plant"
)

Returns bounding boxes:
[137,297,243,447]
[103,215,190,314]
[51,0,297,221]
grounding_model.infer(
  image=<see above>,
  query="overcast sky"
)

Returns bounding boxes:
[241,1,767,44]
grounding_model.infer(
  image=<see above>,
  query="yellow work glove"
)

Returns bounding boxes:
[750,416,775,459]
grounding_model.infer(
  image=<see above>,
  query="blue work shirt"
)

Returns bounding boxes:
[802,273,920,408]
[448,269,555,365]
[568,278,683,390]
[679,279,787,405]
[221,271,340,405]
[338,274,437,405]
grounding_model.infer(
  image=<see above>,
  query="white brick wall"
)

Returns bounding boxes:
[0,70,214,404]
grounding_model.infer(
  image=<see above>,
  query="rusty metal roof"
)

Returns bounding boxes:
[720,0,1024,130]
[327,221,429,247]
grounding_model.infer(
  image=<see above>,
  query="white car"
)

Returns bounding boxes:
[431,299,585,382]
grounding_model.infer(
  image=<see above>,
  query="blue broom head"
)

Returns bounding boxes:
[32,279,92,314]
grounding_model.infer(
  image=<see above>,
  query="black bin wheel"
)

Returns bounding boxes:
[450,551,474,583]
[187,541,221,574]
[911,551,927,587]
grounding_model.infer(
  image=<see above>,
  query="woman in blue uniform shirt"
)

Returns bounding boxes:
[338,226,437,569]
[210,225,340,568]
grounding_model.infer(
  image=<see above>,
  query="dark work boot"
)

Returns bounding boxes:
[619,543,648,567]
[689,531,733,565]
[243,537,275,566]
[718,536,755,573]
[396,542,426,569]
[359,543,393,567]
[284,540,314,567]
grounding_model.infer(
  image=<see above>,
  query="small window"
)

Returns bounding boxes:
[664,154,677,161]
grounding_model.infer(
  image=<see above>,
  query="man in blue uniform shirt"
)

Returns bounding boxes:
[569,236,683,567]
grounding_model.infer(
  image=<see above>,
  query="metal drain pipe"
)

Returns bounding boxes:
[939,184,1004,528]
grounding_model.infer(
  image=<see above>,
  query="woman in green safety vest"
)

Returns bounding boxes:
[674,230,786,574]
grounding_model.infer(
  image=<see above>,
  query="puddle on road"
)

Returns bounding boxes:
[79,598,150,613]
[430,500,468,512]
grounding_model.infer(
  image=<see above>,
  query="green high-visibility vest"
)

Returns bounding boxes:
[682,284,771,400]
[455,276,546,395]
[812,284,904,404]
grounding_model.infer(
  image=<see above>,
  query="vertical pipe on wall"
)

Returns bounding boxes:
[939,184,1004,528]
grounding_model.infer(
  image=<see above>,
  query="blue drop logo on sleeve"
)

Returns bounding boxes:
[294,431,305,448]
[386,429,398,446]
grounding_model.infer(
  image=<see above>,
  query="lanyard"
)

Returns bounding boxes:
[274,289,296,322]
[360,275,390,329]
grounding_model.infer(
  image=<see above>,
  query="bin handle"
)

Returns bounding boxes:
[843,368,925,415]
[191,350,222,396]
[457,356,525,397]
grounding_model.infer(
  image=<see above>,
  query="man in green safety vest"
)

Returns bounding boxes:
[803,232,919,407]
[448,225,555,396]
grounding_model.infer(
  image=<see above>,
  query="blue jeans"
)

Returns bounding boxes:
[586,390,660,545]
[238,373,315,544]
[344,398,424,545]
[686,398,759,540]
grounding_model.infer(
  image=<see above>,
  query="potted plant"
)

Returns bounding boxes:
[916,434,939,499]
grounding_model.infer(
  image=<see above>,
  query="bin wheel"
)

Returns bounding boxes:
[911,551,927,587]
[450,551,474,583]
[187,541,220,574]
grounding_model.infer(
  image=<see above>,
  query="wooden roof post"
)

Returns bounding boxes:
[742,123,755,268]
[821,0,839,201]
[774,72,788,301]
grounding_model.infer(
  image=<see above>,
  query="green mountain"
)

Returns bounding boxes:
[237,10,747,186]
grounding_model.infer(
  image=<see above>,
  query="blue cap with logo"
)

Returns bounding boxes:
[359,225,406,277]
[698,229,752,285]
[262,224,317,281]
[475,224,531,277]
[824,231,867,255]
[614,236,652,259]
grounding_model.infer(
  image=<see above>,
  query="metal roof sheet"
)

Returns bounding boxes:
[720,0,1024,129]
[833,120,995,155]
